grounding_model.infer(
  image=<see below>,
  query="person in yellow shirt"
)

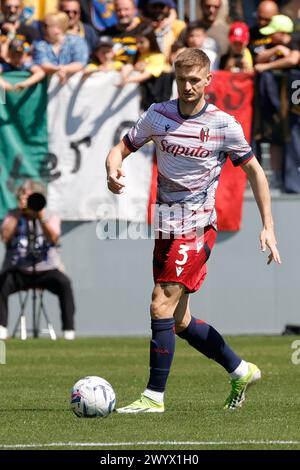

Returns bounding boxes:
[118,23,172,111]
[118,23,166,86]
[145,0,186,64]
[83,35,123,76]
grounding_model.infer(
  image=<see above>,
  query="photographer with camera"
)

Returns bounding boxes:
[220,22,253,73]
[0,180,75,340]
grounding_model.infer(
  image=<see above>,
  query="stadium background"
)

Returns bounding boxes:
[1,194,299,337]
[0,0,300,453]
[1,71,299,337]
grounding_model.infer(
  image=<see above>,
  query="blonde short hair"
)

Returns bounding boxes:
[44,11,69,33]
[175,48,211,71]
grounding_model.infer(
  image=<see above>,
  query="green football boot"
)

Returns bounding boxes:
[224,362,261,410]
[116,394,165,413]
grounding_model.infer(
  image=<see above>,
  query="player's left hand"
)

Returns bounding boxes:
[260,228,281,265]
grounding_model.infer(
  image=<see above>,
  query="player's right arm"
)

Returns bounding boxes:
[106,104,155,194]
[106,140,132,194]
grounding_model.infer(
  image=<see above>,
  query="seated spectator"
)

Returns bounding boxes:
[118,23,172,110]
[255,14,300,73]
[199,0,229,57]
[0,180,76,341]
[118,23,166,85]
[83,35,122,76]
[0,37,45,90]
[249,0,279,61]
[145,0,186,64]
[254,14,300,189]
[79,0,178,34]
[33,11,88,83]
[220,21,253,72]
[0,0,41,57]
[103,0,144,67]
[139,0,177,31]
[181,21,219,70]
[60,0,98,54]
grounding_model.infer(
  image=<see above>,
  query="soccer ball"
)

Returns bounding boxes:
[70,376,116,418]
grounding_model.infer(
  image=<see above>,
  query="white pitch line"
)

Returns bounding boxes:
[0,440,300,448]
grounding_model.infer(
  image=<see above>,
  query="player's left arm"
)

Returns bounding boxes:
[242,157,281,265]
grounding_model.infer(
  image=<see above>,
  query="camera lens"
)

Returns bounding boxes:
[27,193,46,212]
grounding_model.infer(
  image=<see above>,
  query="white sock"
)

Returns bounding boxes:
[143,388,164,404]
[230,360,249,379]
[0,326,8,340]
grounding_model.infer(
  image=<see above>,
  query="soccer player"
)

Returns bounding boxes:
[106,48,281,413]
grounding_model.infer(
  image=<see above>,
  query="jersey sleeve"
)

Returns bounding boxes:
[123,104,155,152]
[223,116,254,167]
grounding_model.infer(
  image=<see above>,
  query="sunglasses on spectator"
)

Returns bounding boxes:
[5,4,20,9]
[63,9,80,15]
[257,16,272,22]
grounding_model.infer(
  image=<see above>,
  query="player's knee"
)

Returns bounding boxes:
[150,299,169,319]
[150,284,183,319]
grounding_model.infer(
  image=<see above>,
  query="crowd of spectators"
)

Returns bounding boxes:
[0,0,300,191]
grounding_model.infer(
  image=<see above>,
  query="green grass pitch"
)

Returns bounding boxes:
[0,336,300,450]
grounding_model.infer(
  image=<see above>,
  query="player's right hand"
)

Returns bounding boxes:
[260,228,282,265]
[107,168,126,194]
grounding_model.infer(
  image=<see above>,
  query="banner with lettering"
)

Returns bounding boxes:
[47,72,153,222]
[0,73,48,219]
[205,71,254,231]
[0,71,254,229]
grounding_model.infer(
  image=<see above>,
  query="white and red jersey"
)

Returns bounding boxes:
[124,99,253,234]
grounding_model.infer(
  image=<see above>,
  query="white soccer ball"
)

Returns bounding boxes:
[70,376,116,418]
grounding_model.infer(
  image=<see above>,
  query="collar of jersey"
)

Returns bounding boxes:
[177,100,208,120]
